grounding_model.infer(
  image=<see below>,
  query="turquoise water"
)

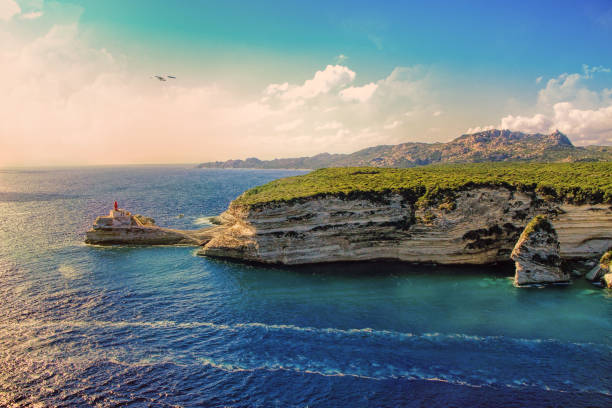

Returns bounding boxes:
[0,166,610,407]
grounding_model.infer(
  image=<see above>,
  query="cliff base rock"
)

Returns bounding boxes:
[511,216,570,286]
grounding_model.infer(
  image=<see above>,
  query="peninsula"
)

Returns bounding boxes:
[198,162,612,277]
[85,204,222,246]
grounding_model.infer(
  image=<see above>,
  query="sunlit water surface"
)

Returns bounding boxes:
[0,166,610,407]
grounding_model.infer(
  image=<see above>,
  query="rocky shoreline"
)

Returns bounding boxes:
[84,164,612,287]
[84,207,223,246]
[198,186,611,265]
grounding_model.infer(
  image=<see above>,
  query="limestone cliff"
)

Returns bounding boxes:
[511,216,569,286]
[199,186,612,265]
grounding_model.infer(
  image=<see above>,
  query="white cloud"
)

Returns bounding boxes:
[538,72,600,109]
[264,82,288,96]
[315,121,343,131]
[274,118,303,132]
[339,82,378,102]
[384,120,402,130]
[21,11,42,19]
[500,113,553,134]
[270,64,356,100]
[582,64,610,78]
[551,102,612,144]
[465,125,495,134]
[0,22,285,165]
[470,66,612,145]
[0,14,453,166]
[433,110,442,117]
[0,0,20,20]
[335,54,348,64]
[497,103,612,145]
[255,63,441,152]
[535,76,543,84]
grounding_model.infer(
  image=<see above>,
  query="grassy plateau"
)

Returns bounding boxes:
[235,162,612,208]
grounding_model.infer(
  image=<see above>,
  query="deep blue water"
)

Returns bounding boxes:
[0,166,610,407]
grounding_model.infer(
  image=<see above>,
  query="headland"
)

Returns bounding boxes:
[85,205,222,246]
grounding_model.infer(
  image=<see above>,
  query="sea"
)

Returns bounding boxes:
[0,165,610,407]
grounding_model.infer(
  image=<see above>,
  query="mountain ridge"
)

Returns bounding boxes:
[198,129,612,169]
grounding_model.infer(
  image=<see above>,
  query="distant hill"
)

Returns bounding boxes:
[198,129,612,169]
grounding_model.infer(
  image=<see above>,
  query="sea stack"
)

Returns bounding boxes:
[586,249,612,287]
[511,215,569,286]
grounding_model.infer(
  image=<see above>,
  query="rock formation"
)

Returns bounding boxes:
[510,216,569,286]
[604,273,612,289]
[586,249,612,286]
[199,186,612,266]
[198,130,612,169]
[85,207,223,246]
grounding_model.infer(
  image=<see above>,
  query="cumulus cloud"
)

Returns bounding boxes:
[264,82,288,96]
[0,12,451,166]
[465,125,495,134]
[267,64,356,100]
[339,82,378,102]
[0,22,284,165]
[537,72,600,109]
[496,103,612,144]
[469,66,612,145]
[383,120,402,130]
[257,63,440,150]
[0,0,20,20]
[500,113,553,134]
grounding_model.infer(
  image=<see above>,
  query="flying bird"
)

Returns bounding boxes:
[152,75,167,81]
[167,75,176,79]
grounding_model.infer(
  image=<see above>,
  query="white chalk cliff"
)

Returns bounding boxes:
[199,187,612,265]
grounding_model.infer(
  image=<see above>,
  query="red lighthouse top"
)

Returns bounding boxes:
[114,201,118,211]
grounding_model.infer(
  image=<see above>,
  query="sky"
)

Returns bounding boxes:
[1,0,612,166]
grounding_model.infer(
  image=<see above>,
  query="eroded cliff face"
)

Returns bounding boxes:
[199,187,612,265]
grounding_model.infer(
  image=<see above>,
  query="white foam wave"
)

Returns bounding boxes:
[193,357,612,396]
[193,216,214,226]
[2,319,610,351]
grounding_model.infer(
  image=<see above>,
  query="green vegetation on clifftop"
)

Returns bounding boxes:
[234,162,612,207]
[520,215,555,238]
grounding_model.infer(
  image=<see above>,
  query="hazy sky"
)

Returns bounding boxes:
[1,0,612,166]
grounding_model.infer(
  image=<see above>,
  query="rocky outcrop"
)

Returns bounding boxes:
[85,225,221,246]
[604,273,612,289]
[510,216,569,286]
[198,186,612,265]
[586,249,612,286]
[85,209,224,246]
[198,130,612,169]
